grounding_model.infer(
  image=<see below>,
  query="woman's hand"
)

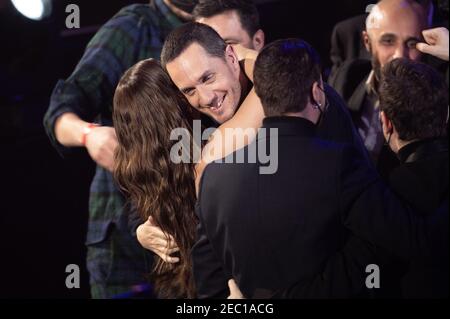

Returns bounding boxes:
[136,217,180,263]
[232,44,257,61]
[231,44,258,82]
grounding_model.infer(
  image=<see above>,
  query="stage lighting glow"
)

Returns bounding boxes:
[11,0,52,21]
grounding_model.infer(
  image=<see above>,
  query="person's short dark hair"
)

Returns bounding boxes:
[193,0,260,37]
[161,22,226,68]
[379,58,449,141]
[254,38,322,117]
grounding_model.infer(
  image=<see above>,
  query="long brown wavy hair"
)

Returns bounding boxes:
[113,58,198,298]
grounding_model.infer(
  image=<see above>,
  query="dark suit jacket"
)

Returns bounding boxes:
[328,58,372,115]
[281,139,450,299]
[389,138,449,298]
[192,117,447,298]
[192,84,375,298]
[329,58,400,180]
[329,55,448,178]
[322,83,372,164]
[329,14,370,83]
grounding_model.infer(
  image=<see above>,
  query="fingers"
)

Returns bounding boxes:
[140,234,179,254]
[138,221,179,251]
[158,253,180,264]
[416,42,434,55]
[422,29,438,44]
[147,217,177,243]
[149,237,178,250]
[421,28,449,52]
[159,246,180,256]
[228,279,239,291]
[154,243,180,264]
[138,217,180,263]
[230,44,247,61]
[148,226,177,245]
[416,41,449,61]
[148,237,171,248]
[227,279,244,299]
[142,236,180,263]
[422,27,448,42]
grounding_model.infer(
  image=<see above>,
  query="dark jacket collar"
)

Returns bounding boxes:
[262,116,316,138]
[397,138,449,164]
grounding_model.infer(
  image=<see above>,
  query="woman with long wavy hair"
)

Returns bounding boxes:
[113,47,263,298]
[113,58,198,298]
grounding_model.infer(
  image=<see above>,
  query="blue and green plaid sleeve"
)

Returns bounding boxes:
[42,2,182,251]
[43,4,166,156]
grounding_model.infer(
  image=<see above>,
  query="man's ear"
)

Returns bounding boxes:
[362,30,371,53]
[312,81,323,107]
[252,29,265,52]
[311,77,326,107]
[225,45,240,73]
[380,111,393,135]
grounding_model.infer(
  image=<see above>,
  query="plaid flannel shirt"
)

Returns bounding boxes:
[44,1,182,245]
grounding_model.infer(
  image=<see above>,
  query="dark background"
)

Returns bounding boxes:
[0,0,373,298]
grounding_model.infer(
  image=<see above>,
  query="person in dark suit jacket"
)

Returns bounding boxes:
[272,57,449,299]
[192,39,447,299]
[328,14,370,84]
[379,58,449,298]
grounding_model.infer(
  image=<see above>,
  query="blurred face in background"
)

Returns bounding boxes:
[196,9,265,51]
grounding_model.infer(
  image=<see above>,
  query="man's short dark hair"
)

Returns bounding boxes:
[193,0,260,37]
[161,22,226,68]
[379,58,448,141]
[254,39,322,117]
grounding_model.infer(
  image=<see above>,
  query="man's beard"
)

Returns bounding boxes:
[371,51,382,94]
[169,0,198,14]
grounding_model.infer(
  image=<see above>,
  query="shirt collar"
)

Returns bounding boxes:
[397,138,448,163]
[262,116,316,138]
[365,70,380,109]
[365,70,376,95]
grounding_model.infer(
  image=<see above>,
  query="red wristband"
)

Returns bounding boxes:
[81,123,99,146]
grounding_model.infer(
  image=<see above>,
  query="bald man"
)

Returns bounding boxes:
[330,0,429,178]
[328,0,438,82]
[363,0,427,81]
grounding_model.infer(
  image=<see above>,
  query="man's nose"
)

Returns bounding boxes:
[197,86,216,108]
[393,45,408,60]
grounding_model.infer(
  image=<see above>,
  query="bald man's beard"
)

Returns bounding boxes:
[371,53,382,92]
[368,43,382,94]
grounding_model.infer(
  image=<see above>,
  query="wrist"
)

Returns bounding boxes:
[81,123,99,146]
